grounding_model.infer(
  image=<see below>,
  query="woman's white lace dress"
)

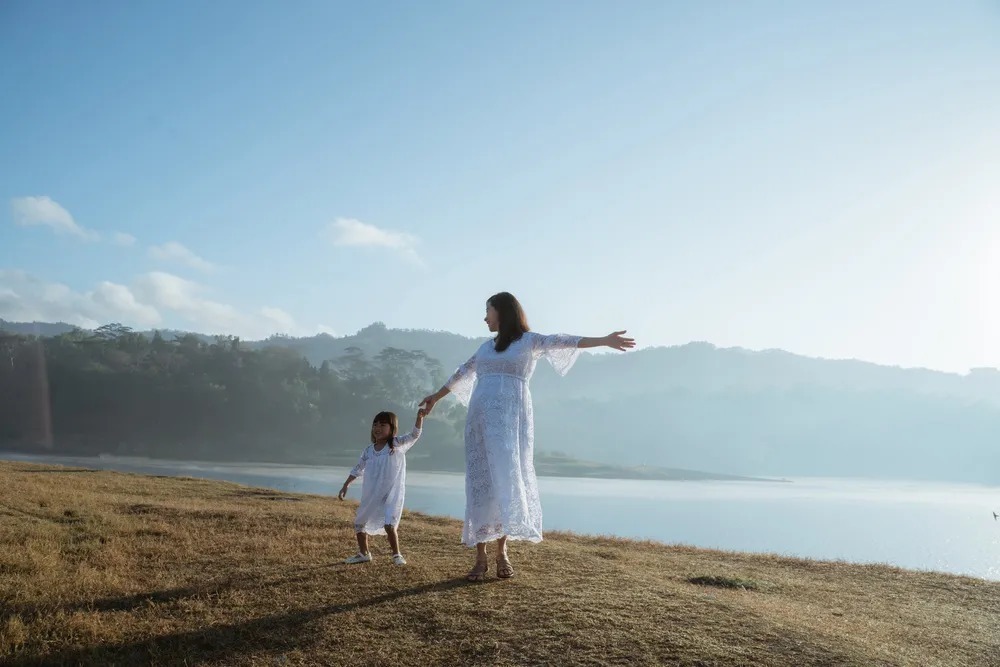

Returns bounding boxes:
[444,332,581,547]
[349,426,422,535]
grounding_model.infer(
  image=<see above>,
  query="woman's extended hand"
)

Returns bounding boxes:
[604,330,636,351]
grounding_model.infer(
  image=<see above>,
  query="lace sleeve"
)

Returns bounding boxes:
[531,332,583,376]
[349,448,369,478]
[443,352,478,406]
[393,426,422,454]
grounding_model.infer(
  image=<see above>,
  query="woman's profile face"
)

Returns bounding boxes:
[484,304,499,333]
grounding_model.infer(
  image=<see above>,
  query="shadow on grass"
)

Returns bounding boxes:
[688,575,764,591]
[7,577,472,666]
[3,582,233,617]
[3,563,345,617]
[0,584,218,619]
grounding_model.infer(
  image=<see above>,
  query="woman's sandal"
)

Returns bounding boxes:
[467,558,489,582]
[496,555,515,579]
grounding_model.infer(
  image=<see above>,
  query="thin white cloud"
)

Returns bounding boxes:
[323,217,424,266]
[0,270,308,340]
[261,306,297,334]
[316,324,338,337]
[0,270,160,328]
[10,196,99,241]
[133,272,240,332]
[149,241,216,273]
[113,232,137,247]
[133,272,300,338]
[91,282,161,325]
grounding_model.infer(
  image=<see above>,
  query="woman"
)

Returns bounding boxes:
[419,292,634,581]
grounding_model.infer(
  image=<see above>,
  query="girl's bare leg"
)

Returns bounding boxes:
[385,524,400,555]
[355,531,369,555]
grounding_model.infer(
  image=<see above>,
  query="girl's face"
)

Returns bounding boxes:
[484,304,499,333]
[371,420,392,442]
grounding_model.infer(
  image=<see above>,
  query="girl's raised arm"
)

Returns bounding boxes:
[393,409,425,454]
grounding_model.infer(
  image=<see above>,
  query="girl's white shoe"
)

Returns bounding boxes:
[392,553,407,566]
[345,552,372,564]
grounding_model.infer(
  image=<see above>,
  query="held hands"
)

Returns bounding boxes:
[604,330,636,351]
[418,394,439,416]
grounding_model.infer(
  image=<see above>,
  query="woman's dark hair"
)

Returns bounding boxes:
[488,292,530,352]
[371,411,399,453]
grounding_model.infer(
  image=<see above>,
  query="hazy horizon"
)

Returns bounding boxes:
[7,316,1000,377]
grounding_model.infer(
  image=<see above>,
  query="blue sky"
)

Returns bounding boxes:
[2,1,999,373]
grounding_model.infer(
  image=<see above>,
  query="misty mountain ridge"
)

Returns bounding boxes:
[4,319,1000,405]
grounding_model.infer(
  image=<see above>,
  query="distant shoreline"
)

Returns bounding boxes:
[0,449,778,483]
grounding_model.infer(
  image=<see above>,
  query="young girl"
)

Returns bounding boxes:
[338,408,424,565]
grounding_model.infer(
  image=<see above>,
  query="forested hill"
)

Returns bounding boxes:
[248,322,486,373]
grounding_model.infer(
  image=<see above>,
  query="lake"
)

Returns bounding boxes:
[3,452,999,581]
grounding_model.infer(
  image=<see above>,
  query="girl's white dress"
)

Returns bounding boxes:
[444,331,581,547]
[349,426,422,535]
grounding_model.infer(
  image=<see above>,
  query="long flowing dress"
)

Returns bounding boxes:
[444,332,581,547]
[349,426,422,535]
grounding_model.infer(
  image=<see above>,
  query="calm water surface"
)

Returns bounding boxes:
[4,452,998,580]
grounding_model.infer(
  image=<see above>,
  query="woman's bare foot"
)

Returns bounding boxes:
[467,556,489,582]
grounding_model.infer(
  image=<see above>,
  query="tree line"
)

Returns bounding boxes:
[0,324,468,468]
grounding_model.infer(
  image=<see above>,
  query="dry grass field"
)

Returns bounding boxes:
[1,461,998,666]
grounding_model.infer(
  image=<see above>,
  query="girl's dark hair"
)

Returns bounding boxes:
[488,292,530,352]
[371,411,399,453]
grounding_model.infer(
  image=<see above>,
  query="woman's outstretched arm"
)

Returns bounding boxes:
[576,330,635,351]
